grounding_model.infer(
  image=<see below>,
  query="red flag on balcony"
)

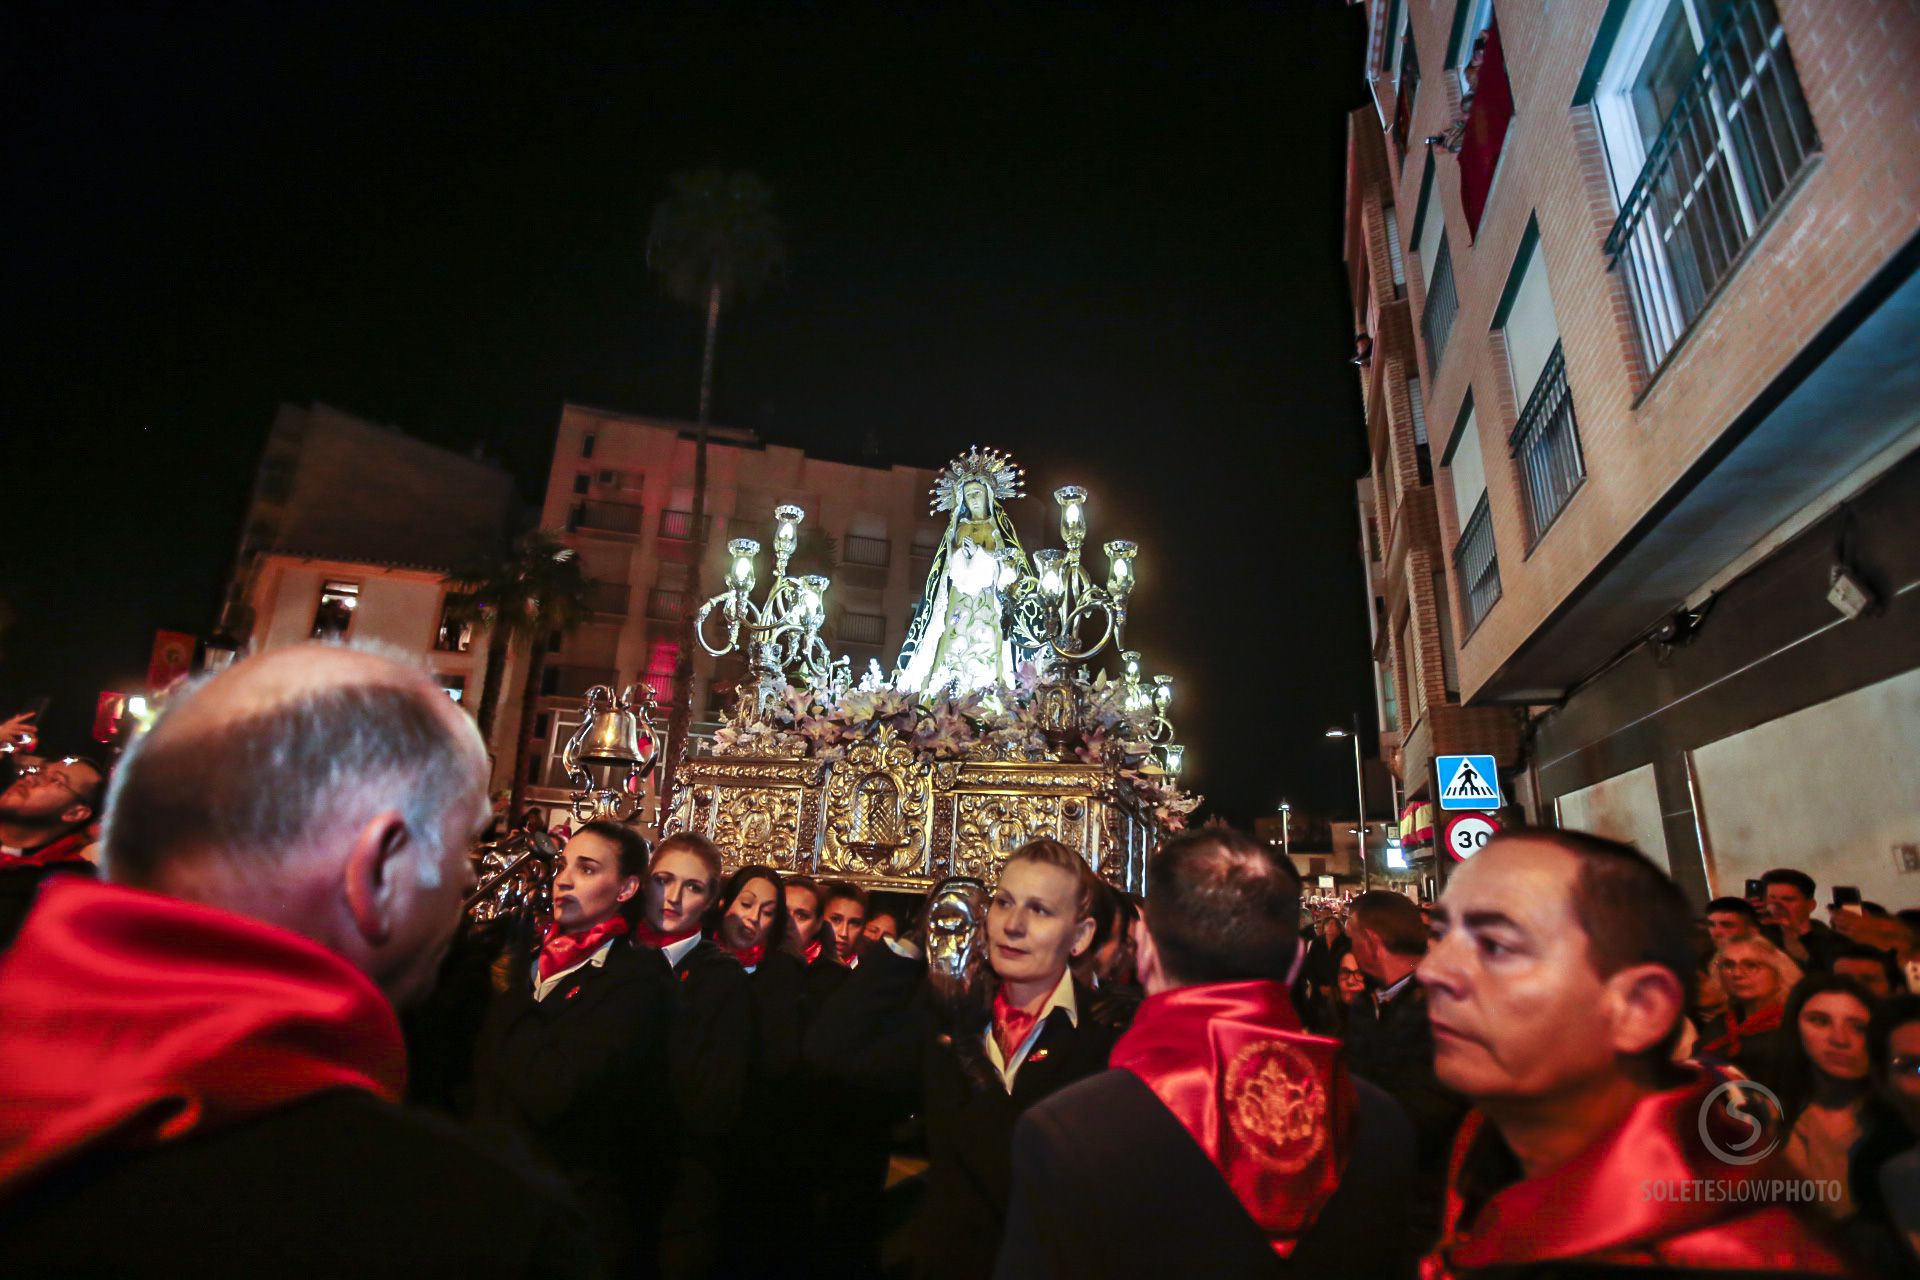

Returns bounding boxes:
[1458,15,1513,239]
[147,630,196,693]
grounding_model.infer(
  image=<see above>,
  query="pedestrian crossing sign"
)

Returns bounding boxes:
[1437,754,1502,811]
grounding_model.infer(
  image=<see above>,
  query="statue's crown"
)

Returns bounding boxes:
[930,445,1025,514]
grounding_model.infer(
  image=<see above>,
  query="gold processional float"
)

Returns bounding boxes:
[468,447,1199,921]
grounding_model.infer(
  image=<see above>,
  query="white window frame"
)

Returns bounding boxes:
[1594,0,1786,255]
[1387,0,1410,81]
[1384,206,1406,294]
[1452,0,1495,99]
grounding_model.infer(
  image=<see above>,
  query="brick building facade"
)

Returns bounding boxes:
[1346,0,1920,903]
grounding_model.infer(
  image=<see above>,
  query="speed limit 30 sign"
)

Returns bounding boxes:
[1444,812,1500,861]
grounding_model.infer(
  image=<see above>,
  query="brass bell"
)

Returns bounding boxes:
[575,684,654,769]
[562,685,658,823]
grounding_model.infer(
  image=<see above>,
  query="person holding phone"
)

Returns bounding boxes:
[1761,868,1842,972]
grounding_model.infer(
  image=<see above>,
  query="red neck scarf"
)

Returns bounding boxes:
[714,936,764,970]
[632,919,700,951]
[1111,980,1353,1258]
[1423,1070,1853,1277]
[803,936,822,966]
[3,830,92,869]
[992,987,1047,1063]
[1696,1002,1783,1059]
[537,916,628,982]
[0,878,404,1193]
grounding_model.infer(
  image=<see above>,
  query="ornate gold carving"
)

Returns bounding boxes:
[820,735,930,877]
[671,743,1162,891]
[712,787,804,870]
[955,793,1062,882]
[1225,1041,1327,1174]
[797,790,823,871]
[930,794,956,878]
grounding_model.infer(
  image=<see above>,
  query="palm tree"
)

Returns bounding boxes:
[646,168,785,796]
[446,530,592,819]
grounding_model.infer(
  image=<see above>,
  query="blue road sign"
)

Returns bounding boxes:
[1437,754,1502,811]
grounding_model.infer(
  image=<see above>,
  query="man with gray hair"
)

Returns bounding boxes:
[0,643,592,1276]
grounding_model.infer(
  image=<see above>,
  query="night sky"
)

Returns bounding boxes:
[4,2,1376,826]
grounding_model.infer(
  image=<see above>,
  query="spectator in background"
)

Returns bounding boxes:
[1852,995,1920,1269]
[1832,941,1900,1000]
[1343,889,1466,1247]
[784,873,831,967]
[1074,880,1141,1032]
[820,880,867,968]
[1775,972,1878,1221]
[0,753,105,949]
[1698,935,1801,1087]
[1762,868,1840,972]
[859,907,901,960]
[1300,913,1351,1028]
[1704,895,1765,948]
[1328,950,1370,1035]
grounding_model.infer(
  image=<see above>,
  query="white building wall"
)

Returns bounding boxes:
[1556,763,1671,872]
[1691,667,1920,909]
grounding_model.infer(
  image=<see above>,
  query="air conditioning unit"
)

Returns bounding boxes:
[597,469,619,487]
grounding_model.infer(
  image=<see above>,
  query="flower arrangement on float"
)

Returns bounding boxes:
[711,660,1202,831]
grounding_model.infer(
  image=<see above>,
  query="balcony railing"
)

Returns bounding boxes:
[646,588,687,622]
[1604,0,1818,371]
[843,534,891,568]
[909,536,939,561]
[1421,238,1458,373]
[1508,341,1585,546]
[571,499,646,536]
[544,664,618,699]
[1453,492,1502,631]
[584,579,630,615]
[838,611,887,646]
[658,509,713,541]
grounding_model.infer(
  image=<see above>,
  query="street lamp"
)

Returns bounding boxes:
[1278,800,1292,860]
[1325,715,1371,891]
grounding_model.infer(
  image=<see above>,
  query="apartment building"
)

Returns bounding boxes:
[220,401,521,734]
[518,404,941,806]
[1347,0,1920,904]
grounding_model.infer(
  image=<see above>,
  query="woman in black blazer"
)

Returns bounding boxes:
[806,839,1119,1280]
[472,822,676,1279]
[640,833,755,1279]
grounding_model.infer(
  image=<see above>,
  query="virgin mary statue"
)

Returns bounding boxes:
[894,447,1031,697]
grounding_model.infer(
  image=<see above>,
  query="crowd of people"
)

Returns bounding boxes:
[0,642,1917,1277]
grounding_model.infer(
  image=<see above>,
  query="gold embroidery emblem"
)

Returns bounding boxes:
[1224,1041,1327,1174]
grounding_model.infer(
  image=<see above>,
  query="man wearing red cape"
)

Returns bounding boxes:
[1418,829,1858,1278]
[994,827,1420,1279]
[0,645,592,1277]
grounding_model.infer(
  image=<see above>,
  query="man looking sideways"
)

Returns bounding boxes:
[1418,830,1851,1278]
[0,643,589,1276]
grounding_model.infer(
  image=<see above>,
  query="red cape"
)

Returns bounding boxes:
[0,878,405,1192]
[3,830,93,869]
[1110,980,1354,1258]
[1423,1071,1857,1276]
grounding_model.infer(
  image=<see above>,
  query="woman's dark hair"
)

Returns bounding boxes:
[709,864,788,955]
[1776,971,1878,1121]
[1867,993,1920,1078]
[571,821,652,927]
